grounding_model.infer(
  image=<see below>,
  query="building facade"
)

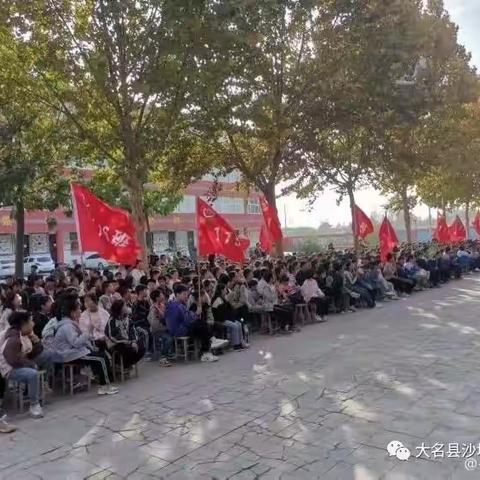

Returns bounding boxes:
[0,172,264,263]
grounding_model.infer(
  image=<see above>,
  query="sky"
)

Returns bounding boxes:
[278,0,480,228]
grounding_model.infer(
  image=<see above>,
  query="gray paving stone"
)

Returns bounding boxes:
[4,278,480,479]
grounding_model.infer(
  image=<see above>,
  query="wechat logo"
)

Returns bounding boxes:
[387,440,411,461]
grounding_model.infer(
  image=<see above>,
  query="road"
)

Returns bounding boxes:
[3,276,480,479]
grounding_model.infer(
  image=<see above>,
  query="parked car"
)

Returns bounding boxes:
[82,252,117,270]
[24,255,55,275]
[0,257,15,278]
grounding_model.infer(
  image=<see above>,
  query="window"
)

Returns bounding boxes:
[87,254,100,260]
[201,170,241,183]
[37,257,52,262]
[211,196,245,214]
[221,171,241,183]
[64,232,79,254]
[247,198,261,214]
[174,195,196,214]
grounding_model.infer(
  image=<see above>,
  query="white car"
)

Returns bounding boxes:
[0,257,15,278]
[82,252,117,270]
[24,255,55,275]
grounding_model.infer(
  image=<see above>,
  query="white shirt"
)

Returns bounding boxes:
[79,307,110,341]
[131,268,146,287]
[301,279,325,303]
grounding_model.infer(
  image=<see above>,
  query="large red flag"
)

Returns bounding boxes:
[473,212,480,237]
[353,204,374,239]
[197,198,246,263]
[260,197,283,243]
[379,217,399,262]
[434,213,451,244]
[71,183,141,265]
[259,222,273,253]
[448,215,466,243]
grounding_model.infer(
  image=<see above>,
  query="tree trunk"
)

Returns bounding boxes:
[347,186,359,251]
[263,183,284,257]
[428,207,433,238]
[145,207,153,254]
[127,179,147,264]
[465,200,470,239]
[15,200,25,278]
[400,187,412,242]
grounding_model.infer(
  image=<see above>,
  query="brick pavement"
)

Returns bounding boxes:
[3,277,480,479]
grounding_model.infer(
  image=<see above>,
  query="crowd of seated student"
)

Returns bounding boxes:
[0,240,476,433]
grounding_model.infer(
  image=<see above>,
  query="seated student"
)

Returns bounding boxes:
[0,290,22,331]
[106,299,146,369]
[188,289,225,344]
[226,272,249,322]
[330,263,352,313]
[99,281,115,312]
[31,293,53,338]
[212,283,245,350]
[0,311,46,418]
[131,260,147,288]
[370,263,398,299]
[404,255,429,290]
[131,285,151,332]
[79,293,110,349]
[442,247,462,280]
[271,274,294,332]
[344,263,375,308]
[417,254,440,287]
[148,290,173,367]
[300,270,329,321]
[51,293,119,396]
[165,284,228,363]
[257,270,279,314]
[383,253,414,295]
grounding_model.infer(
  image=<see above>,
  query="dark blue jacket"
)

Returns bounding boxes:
[165,299,197,337]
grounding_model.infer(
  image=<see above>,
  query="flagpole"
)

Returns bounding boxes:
[195,196,203,314]
[70,183,87,283]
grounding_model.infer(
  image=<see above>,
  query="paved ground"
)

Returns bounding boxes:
[3,277,480,480]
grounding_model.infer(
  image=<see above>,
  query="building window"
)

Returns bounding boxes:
[211,196,245,214]
[247,198,261,214]
[69,232,79,253]
[221,171,241,183]
[201,170,241,183]
[174,195,196,214]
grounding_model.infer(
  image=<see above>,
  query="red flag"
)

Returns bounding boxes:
[260,197,283,243]
[197,198,246,263]
[379,217,399,262]
[238,236,251,252]
[353,204,374,239]
[71,183,141,265]
[448,215,466,243]
[259,222,273,253]
[473,212,480,237]
[434,213,451,244]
